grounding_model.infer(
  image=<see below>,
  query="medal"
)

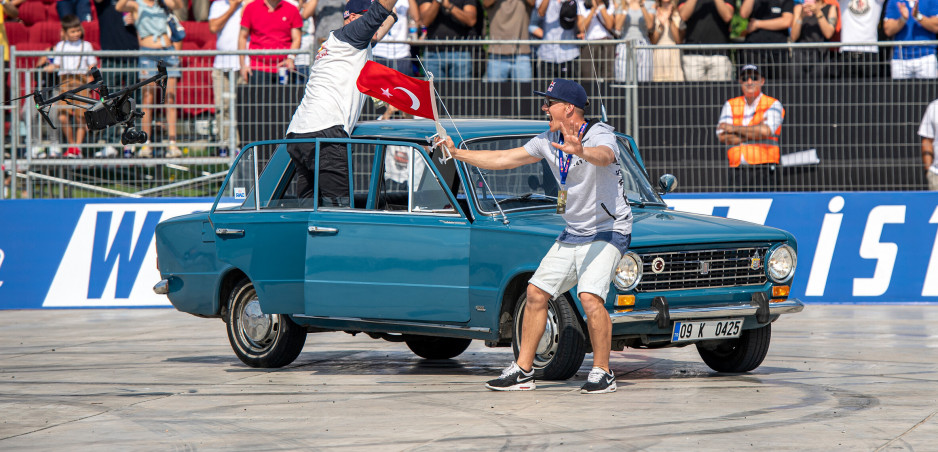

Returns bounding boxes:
[555,122,587,214]
[556,186,568,214]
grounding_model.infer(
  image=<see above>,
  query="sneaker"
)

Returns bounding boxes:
[137,143,152,158]
[64,147,82,158]
[218,147,229,158]
[94,145,119,158]
[580,367,616,394]
[47,145,62,158]
[165,143,183,158]
[485,362,535,391]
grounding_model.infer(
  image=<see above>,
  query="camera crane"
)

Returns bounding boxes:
[12,61,168,145]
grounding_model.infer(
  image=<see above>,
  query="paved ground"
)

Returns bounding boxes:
[1,305,936,451]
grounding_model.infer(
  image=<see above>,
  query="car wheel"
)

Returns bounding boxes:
[226,278,306,368]
[696,323,771,373]
[511,292,586,381]
[404,336,472,360]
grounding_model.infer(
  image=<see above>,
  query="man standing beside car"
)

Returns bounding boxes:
[440,78,632,394]
[285,0,399,203]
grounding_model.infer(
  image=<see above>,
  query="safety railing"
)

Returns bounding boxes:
[2,40,937,198]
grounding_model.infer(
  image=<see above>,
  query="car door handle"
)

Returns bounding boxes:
[308,226,338,234]
[215,228,245,236]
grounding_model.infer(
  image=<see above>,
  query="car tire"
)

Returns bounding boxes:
[696,323,771,373]
[404,336,473,360]
[512,292,586,381]
[226,278,306,368]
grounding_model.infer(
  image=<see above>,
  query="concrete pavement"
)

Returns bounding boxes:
[1,305,937,451]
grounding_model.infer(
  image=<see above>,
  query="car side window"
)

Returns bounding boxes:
[464,136,559,212]
[267,141,375,210]
[377,145,457,214]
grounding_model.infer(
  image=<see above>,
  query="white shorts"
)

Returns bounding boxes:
[529,241,623,300]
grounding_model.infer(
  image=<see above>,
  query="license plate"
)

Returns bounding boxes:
[671,318,743,342]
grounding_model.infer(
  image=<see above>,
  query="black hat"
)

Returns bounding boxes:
[344,0,372,19]
[534,78,589,109]
[738,64,762,78]
[559,0,578,30]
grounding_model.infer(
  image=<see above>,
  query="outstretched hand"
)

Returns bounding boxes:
[550,121,584,156]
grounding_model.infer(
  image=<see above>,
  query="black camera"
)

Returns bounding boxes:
[84,97,136,131]
[121,127,148,145]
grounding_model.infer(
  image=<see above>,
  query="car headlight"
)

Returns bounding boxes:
[766,244,796,283]
[614,251,643,291]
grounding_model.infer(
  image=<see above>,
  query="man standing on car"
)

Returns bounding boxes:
[285,0,398,203]
[440,78,632,394]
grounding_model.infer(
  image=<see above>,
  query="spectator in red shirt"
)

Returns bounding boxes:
[238,0,303,85]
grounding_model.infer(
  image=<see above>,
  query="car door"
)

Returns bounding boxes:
[210,143,309,315]
[303,140,471,323]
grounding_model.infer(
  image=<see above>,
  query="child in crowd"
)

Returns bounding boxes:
[42,15,97,158]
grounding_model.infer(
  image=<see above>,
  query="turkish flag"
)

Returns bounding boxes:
[357,61,437,120]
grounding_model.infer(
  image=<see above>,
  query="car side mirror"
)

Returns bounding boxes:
[658,174,678,195]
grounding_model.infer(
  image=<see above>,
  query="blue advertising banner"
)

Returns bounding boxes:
[0,193,935,309]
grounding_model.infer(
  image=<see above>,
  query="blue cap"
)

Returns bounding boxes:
[344,0,371,18]
[739,64,762,78]
[534,78,589,109]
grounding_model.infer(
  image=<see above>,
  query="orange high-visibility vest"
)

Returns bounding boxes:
[726,95,785,168]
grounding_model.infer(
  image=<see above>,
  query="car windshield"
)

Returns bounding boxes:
[462,134,664,214]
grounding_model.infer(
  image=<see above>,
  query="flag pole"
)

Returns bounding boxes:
[427,74,452,163]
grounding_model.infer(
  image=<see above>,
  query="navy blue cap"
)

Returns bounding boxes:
[739,64,762,78]
[534,78,589,109]
[344,0,371,18]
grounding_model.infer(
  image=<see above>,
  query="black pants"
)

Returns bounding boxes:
[728,164,778,192]
[286,125,350,204]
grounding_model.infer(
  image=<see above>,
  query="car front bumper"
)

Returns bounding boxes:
[610,298,804,324]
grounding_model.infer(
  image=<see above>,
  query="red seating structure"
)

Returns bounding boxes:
[31,20,63,48]
[6,9,220,120]
[5,21,28,46]
[17,1,48,26]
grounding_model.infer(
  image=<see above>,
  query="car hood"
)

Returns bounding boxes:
[499,207,794,248]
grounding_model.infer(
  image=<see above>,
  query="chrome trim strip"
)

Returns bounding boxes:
[215,228,244,236]
[610,299,804,324]
[293,315,490,333]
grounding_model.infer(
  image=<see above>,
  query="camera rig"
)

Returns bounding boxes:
[24,61,168,145]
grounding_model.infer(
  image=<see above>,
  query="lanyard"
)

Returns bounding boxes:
[557,122,588,186]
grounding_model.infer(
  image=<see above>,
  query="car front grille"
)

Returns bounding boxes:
[637,247,769,292]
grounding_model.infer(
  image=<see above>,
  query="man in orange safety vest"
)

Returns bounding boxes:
[716,64,785,191]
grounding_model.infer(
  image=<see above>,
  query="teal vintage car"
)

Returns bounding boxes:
[153,119,802,380]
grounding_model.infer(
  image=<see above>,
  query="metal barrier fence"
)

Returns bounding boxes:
[2,41,937,198]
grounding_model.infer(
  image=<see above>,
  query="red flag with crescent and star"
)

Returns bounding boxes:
[356,60,437,120]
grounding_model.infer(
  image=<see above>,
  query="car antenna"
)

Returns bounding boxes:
[584,41,608,123]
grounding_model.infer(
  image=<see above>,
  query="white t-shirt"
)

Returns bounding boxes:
[840,0,885,53]
[209,0,243,70]
[577,0,615,40]
[374,0,411,60]
[523,122,632,236]
[50,40,97,75]
[286,32,372,135]
[919,99,938,174]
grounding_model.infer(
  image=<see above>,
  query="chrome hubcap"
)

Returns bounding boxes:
[534,304,559,365]
[240,297,274,346]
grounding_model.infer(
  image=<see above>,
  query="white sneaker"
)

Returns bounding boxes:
[137,142,152,158]
[30,147,47,158]
[165,141,183,158]
[94,146,119,158]
[47,145,62,158]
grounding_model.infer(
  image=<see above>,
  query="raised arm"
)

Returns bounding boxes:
[209,0,244,33]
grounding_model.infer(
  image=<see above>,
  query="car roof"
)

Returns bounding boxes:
[351,119,551,144]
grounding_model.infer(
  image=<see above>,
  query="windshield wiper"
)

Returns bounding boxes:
[500,193,558,204]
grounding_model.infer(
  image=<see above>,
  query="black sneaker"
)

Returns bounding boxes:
[485,362,536,391]
[580,367,616,394]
